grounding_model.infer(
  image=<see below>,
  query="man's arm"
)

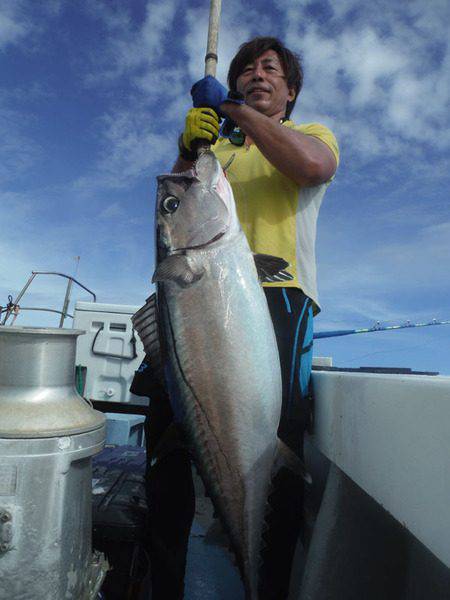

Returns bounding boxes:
[172,155,194,173]
[221,103,337,187]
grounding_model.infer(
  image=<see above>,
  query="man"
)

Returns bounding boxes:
[142,37,339,600]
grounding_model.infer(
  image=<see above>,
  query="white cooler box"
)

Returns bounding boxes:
[73,301,147,405]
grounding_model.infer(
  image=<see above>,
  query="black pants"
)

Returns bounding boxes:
[258,288,314,600]
[143,287,314,599]
[144,391,194,600]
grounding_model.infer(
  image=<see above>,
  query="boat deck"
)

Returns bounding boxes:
[185,491,244,599]
[93,445,247,599]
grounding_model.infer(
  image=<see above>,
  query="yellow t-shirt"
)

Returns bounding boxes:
[212,121,339,312]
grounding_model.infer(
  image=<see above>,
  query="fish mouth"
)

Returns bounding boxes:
[172,229,226,253]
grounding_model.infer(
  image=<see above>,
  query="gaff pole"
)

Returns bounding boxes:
[196,0,222,156]
[205,0,222,77]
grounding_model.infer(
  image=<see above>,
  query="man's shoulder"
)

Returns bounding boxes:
[286,121,339,165]
[285,119,335,137]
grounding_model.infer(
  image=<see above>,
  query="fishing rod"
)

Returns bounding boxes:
[314,319,450,340]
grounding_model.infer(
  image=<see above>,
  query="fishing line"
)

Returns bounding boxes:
[347,341,436,363]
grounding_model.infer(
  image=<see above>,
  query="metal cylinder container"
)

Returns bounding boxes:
[0,327,106,600]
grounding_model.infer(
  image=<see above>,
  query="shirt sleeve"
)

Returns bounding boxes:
[295,122,340,166]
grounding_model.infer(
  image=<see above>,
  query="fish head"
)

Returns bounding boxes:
[156,151,238,256]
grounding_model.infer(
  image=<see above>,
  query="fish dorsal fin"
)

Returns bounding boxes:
[131,292,165,389]
[253,254,294,283]
[152,254,204,287]
[272,439,312,484]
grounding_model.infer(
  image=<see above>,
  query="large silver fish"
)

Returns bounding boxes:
[152,151,306,599]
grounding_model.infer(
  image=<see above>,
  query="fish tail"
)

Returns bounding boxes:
[272,439,312,484]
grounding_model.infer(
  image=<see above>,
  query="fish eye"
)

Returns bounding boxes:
[161,196,180,214]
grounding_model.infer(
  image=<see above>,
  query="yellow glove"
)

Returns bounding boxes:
[182,107,220,152]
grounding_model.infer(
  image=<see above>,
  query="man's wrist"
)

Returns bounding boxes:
[219,100,245,122]
[178,134,198,161]
[172,154,195,173]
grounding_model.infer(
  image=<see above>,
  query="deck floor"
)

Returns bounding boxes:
[184,473,306,600]
[185,514,245,599]
[184,474,245,599]
[134,487,245,599]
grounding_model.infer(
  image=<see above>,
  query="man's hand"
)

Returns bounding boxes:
[182,107,220,152]
[191,75,244,115]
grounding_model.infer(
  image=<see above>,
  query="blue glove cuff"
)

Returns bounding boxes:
[191,76,244,116]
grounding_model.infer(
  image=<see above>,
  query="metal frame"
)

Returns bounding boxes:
[1,271,96,327]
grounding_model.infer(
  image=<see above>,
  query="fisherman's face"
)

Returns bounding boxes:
[236,49,295,119]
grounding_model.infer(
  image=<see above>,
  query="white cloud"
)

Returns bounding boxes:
[282,1,450,166]
[184,2,255,83]
[83,0,180,93]
[317,208,450,326]
[0,1,30,50]
[0,0,61,51]
[72,104,175,192]
[141,1,178,56]
[98,202,125,220]
[70,2,189,191]
[0,102,43,184]
[370,220,450,287]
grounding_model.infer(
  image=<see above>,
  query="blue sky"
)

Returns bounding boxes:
[1,0,449,374]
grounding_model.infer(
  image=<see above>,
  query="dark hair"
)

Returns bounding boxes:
[227,37,303,118]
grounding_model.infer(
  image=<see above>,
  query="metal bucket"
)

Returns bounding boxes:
[0,327,107,599]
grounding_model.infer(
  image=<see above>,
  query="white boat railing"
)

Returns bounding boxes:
[310,369,450,567]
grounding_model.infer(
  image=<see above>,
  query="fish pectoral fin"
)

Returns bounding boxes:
[152,255,204,287]
[253,254,294,283]
[273,440,312,485]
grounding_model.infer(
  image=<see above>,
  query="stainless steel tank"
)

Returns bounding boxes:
[0,327,107,600]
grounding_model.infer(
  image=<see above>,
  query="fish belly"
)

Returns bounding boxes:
[159,234,282,597]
